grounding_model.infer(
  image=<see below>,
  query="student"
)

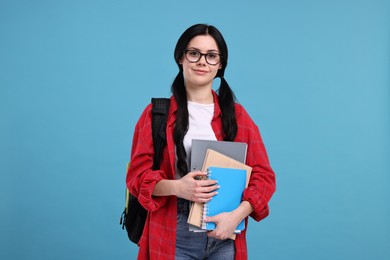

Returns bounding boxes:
[126,23,276,260]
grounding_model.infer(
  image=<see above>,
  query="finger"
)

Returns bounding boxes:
[200,179,218,186]
[186,171,200,177]
[208,228,229,240]
[202,185,220,193]
[193,183,217,192]
[207,230,216,238]
[204,216,217,223]
[193,197,212,203]
[191,194,214,203]
[194,191,217,200]
[190,171,208,180]
[207,230,226,240]
[200,191,218,200]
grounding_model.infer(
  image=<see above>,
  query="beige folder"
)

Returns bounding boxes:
[187,149,252,228]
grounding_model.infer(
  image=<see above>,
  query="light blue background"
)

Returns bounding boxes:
[1,0,389,259]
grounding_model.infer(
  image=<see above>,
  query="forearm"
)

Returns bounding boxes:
[152,179,179,196]
[152,172,218,202]
[232,201,254,223]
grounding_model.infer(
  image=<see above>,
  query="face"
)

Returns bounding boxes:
[179,35,222,89]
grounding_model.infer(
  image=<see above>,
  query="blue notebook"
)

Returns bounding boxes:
[201,166,247,232]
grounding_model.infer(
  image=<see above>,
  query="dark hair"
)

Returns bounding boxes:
[171,24,238,176]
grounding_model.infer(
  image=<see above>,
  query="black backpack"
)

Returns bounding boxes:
[120,98,170,244]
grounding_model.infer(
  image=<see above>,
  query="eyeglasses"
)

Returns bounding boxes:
[183,50,222,65]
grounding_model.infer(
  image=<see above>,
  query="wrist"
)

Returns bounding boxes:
[232,201,253,222]
[153,179,179,196]
[171,179,180,197]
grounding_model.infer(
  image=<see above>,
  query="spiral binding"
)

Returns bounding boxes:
[201,169,212,230]
[201,203,209,229]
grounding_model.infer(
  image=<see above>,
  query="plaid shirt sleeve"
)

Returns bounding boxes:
[233,104,276,221]
[126,103,169,212]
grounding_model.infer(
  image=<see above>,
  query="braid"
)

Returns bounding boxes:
[217,77,238,141]
[171,72,189,177]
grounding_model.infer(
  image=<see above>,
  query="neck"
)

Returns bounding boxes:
[186,87,214,104]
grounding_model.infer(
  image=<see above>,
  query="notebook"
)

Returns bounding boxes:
[201,166,247,231]
[190,139,248,171]
[202,149,252,187]
[188,149,252,229]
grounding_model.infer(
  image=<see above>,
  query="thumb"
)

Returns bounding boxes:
[204,215,217,223]
[189,171,207,179]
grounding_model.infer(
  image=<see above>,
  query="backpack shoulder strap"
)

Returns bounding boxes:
[120,98,170,230]
[151,98,170,170]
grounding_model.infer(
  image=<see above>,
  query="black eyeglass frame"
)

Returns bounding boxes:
[183,50,222,66]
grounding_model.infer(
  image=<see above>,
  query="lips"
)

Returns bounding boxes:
[193,69,208,74]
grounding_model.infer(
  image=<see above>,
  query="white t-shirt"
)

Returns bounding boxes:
[181,101,217,176]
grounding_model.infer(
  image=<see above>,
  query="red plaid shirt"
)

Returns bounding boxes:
[126,91,276,260]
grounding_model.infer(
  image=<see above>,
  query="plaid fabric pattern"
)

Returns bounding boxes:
[126,91,276,260]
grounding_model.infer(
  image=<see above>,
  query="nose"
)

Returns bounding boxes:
[197,54,207,65]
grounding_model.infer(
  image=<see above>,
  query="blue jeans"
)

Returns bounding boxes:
[175,199,235,260]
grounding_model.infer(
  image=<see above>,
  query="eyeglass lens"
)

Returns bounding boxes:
[185,50,221,65]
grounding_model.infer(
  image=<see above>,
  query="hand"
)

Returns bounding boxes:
[177,171,219,203]
[205,212,242,240]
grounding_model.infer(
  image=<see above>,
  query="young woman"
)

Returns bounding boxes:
[126,24,276,260]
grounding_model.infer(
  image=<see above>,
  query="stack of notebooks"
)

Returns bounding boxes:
[187,140,252,238]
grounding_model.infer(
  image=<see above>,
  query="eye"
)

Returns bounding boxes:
[207,53,218,59]
[188,51,200,57]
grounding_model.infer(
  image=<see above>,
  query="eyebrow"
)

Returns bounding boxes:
[186,47,220,53]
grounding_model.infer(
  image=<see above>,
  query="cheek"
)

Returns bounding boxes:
[181,62,191,73]
[178,54,185,65]
[213,66,221,75]
[181,64,191,78]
